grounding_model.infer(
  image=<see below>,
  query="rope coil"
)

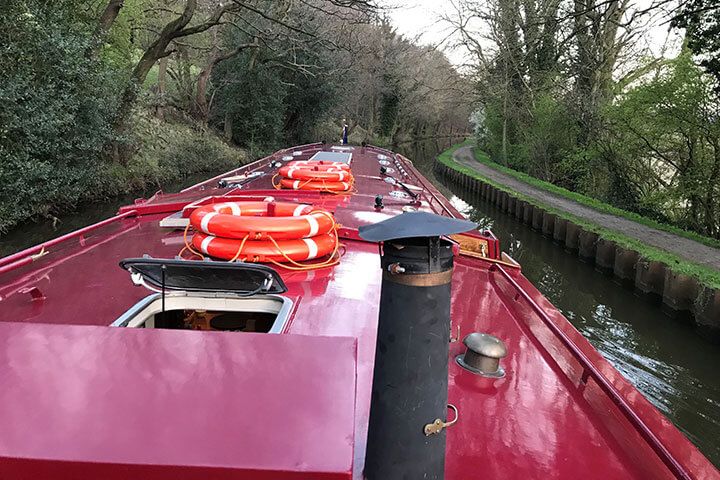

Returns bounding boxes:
[179,202,343,270]
[272,160,356,195]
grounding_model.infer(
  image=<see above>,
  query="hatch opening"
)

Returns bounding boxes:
[152,310,276,332]
[110,293,292,333]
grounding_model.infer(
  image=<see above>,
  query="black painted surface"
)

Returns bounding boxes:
[365,236,453,479]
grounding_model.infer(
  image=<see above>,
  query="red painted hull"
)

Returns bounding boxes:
[0,143,717,479]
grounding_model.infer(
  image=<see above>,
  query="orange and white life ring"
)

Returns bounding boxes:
[280,178,352,192]
[192,232,337,262]
[189,201,334,240]
[200,201,312,217]
[278,165,352,182]
[286,160,350,171]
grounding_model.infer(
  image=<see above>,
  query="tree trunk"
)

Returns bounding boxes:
[112,0,199,162]
[156,57,168,120]
[501,66,509,166]
[89,0,124,59]
[572,0,628,146]
[705,139,720,237]
[194,27,220,124]
[195,67,212,122]
[224,113,233,141]
[114,40,172,134]
[193,40,258,124]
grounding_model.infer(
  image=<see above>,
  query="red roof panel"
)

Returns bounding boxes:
[0,323,357,479]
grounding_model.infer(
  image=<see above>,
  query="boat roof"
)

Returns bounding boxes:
[0,143,717,479]
[0,323,356,479]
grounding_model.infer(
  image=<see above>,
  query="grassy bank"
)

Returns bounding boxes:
[104,112,247,192]
[0,112,247,233]
[468,147,720,250]
[437,140,720,288]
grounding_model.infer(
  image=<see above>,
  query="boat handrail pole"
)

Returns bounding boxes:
[181,142,325,193]
[395,155,456,218]
[0,210,138,272]
[181,158,263,193]
[492,264,691,480]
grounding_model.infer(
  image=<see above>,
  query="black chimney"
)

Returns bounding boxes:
[359,212,476,479]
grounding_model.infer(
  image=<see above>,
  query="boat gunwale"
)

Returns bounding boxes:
[180,142,325,193]
[0,142,716,479]
[0,209,138,274]
[491,262,693,480]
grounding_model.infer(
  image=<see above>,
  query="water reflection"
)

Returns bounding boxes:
[0,171,223,257]
[464,197,720,466]
[396,138,720,467]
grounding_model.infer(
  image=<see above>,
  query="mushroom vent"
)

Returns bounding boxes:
[456,333,507,378]
[358,211,475,243]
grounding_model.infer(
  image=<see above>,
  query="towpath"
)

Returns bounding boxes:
[452,145,720,270]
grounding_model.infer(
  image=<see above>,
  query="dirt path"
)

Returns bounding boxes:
[453,146,720,270]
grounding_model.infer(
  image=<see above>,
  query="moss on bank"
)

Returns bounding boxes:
[104,112,247,191]
[0,112,247,233]
[437,140,720,289]
[468,146,720,250]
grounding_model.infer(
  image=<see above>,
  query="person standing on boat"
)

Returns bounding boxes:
[341,119,349,145]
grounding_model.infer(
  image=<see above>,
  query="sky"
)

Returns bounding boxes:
[388,1,471,66]
[388,0,683,69]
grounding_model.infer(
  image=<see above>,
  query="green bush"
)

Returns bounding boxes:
[130,120,245,189]
[0,110,247,233]
[125,112,246,189]
[0,1,119,232]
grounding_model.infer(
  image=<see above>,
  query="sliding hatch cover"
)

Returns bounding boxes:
[0,322,357,479]
[119,257,287,296]
[309,151,352,164]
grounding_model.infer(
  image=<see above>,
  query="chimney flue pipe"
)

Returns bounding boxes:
[363,236,454,479]
[358,211,476,480]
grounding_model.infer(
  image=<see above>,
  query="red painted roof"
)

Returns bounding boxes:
[0,323,357,479]
[0,143,717,479]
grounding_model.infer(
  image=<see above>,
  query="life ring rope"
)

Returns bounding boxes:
[272,173,356,195]
[179,202,343,270]
[265,219,343,271]
[181,221,205,260]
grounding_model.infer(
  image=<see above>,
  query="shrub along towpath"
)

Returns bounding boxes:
[452,145,720,272]
[436,142,720,333]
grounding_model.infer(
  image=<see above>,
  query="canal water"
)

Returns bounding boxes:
[398,138,720,468]
[1,139,718,467]
[0,171,216,257]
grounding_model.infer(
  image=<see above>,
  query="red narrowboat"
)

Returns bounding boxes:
[0,143,717,479]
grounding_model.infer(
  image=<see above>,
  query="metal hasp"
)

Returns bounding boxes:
[359,212,476,480]
[456,332,508,377]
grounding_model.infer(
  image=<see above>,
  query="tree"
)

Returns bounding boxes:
[0,0,119,230]
[604,53,720,236]
[93,0,380,157]
[1,0,474,234]
[439,0,720,240]
[89,0,125,59]
[114,1,239,134]
[570,0,632,145]
[672,0,720,87]
[193,32,258,123]
[443,0,567,167]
